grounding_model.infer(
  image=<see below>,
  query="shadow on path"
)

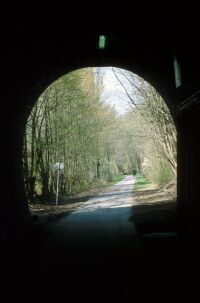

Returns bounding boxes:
[3,176,198,301]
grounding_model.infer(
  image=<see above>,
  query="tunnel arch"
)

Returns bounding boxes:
[2,16,200,301]
[3,35,195,246]
[24,61,177,127]
[23,64,177,218]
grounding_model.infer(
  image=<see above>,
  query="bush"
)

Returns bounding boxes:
[144,159,173,186]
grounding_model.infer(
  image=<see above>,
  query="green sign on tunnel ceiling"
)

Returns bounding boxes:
[98,35,106,49]
[174,57,182,88]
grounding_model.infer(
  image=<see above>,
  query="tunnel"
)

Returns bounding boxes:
[1,19,200,300]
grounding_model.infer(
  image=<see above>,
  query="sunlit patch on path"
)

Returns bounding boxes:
[74,175,135,213]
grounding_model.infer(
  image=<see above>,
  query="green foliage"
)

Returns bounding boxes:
[111,67,177,183]
[23,66,177,202]
[154,160,173,186]
[143,159,173,186]
[24,68,128,200]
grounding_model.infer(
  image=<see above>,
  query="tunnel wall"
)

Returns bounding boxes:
[1,34,200,249]
[177,98,200,237]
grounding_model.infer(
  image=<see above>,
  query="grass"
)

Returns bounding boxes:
[94,174,125,189]
[134,174,152,190]
[104,174,125,187]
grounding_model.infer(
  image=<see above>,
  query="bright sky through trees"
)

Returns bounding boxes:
[99,67,132,115]
[24,67,176,202]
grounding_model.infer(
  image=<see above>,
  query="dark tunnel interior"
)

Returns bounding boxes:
[1,11,200,301]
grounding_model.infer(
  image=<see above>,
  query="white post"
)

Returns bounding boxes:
[56,163,60,206]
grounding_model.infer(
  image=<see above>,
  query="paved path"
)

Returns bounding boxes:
[46,176,135,243]
[35,175,181,301]
[41,175,138,261]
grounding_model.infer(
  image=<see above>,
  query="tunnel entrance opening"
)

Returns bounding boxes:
[23,66,177,235]
[2,26,200,301]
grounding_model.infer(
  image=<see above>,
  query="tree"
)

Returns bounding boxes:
[111,67,177,184]
[23,68,121,200]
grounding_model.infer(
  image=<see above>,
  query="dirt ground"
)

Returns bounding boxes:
[129,182,177,233]
[29,181,177,235]
[29,186,112,228]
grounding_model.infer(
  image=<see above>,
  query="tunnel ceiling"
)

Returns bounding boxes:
[1,6,200,240]
[2,10,200,115]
